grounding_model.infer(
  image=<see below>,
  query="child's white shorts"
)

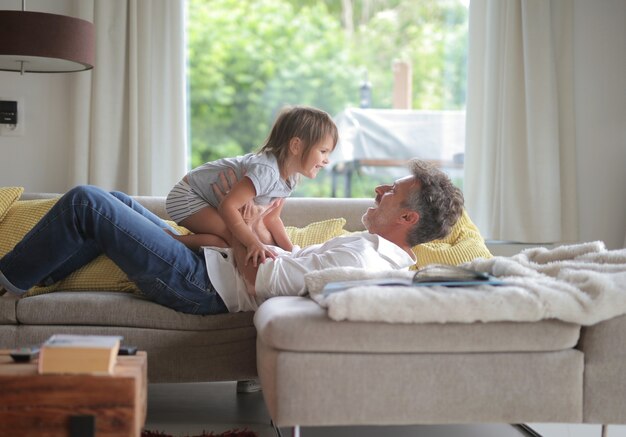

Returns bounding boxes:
[165,179,210,224]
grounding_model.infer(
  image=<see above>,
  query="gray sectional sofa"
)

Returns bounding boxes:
[1,193,625,430]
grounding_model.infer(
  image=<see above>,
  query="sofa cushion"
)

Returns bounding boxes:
[16,292,254,331]
[0,186,23,221]
[0,197,140,296]
[0,294,18,324]
[0,196,191,297]
[258,340,583,426]
[580,313,626,424]
[285,218,346,247]
[281,197,372,231]
[254,296,580,353]
[411,209,493,268]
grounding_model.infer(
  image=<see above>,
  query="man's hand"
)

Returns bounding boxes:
[245,240,276,268]
[211,169,279,245]
[211,168,238,203]
[231,238,259,296]
[212,169,265,224]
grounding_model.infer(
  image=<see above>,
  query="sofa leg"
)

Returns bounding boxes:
[512,424,544,437]
[270,420,283,437]
[602,424,608,437]
[270,420,301,437]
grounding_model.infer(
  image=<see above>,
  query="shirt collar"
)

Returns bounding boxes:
[364,232,417,268]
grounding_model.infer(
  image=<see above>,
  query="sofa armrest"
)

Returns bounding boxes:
[579,314,626,424]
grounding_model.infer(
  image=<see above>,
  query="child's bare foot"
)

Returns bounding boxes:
[165,229,229,250]
[164,229,181,240]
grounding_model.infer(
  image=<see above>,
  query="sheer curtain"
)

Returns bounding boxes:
[464,0,578,243]
[70,0,187,196]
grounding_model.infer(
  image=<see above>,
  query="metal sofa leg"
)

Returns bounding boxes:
[513,424,544,436]
[602,424,608,437]
[270,420,301,437]
[270,420,282,437]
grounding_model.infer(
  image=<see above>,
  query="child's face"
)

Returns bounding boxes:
[299,135,333,179]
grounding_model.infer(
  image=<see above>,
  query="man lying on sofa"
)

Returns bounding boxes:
[0,159,464,315]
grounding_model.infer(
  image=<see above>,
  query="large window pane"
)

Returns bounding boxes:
[186,0,468,197]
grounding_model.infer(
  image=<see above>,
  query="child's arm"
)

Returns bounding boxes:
[262,199,293,252]
[218,177,276,267]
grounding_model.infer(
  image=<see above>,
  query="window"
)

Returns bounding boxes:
[186,0,468,197]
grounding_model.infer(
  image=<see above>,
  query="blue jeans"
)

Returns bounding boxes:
[0,185,228,315]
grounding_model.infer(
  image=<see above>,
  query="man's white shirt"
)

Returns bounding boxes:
[203,231,417,312]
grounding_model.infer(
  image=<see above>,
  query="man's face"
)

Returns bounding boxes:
[362,175,419,234]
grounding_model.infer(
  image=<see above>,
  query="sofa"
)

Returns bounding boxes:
[1,190,624,431]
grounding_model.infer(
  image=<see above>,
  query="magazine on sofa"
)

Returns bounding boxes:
[322,264,505,296]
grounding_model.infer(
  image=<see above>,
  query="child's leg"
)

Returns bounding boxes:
[166,180,231,250]
[174,207,231,250]
[180,206,229,235]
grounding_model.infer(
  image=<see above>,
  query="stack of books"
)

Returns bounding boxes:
[37,334,122,375]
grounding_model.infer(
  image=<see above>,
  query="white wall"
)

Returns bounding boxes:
[0,0,85,193]
[0,73,76,192]
[0,0,625,247]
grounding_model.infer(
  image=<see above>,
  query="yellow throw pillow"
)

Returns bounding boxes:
[0,198,59,254]
[411,209,493,269]
[0,198,190,297]
[286,218,347,247]
[0,198,133,297]
[0,187,24,222]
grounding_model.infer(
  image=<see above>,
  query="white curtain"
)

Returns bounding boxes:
[70,0,188,196]
[464,0,578,243]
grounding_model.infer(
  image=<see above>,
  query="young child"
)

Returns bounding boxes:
[166,106,338,266]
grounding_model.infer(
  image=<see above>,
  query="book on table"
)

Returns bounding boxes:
[322,264,505,296]
[37,334,122,375]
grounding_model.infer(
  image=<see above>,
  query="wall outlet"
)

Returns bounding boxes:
[0,97,25,136]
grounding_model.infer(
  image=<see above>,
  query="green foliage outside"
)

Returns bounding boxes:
[187,0,468,197]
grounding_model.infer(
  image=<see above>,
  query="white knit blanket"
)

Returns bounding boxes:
[305,241,626,325]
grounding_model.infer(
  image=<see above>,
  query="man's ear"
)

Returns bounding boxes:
[401,210,419,226]
[289,137,302,155]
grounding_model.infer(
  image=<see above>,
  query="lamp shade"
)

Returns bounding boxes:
[0,10,94,73]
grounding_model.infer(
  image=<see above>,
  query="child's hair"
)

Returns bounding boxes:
[259,106,339,172]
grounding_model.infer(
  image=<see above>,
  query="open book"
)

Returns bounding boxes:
[322,264,505,296]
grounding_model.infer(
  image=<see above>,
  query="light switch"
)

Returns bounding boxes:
[0,97,24,136]
[0,100,17,124]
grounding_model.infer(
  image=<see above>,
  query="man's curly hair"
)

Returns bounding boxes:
[404,159,464,246]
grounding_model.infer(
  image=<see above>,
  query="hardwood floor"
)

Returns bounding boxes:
[144,382,536,437]
[146,382,626,437]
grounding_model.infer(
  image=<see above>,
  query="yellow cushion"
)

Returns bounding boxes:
[0,196,188,297]
[411,209,493,269]
[0,187,24,222]
[286,218,347,247]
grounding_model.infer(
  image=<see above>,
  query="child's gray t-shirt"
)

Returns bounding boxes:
[186,152,294,207]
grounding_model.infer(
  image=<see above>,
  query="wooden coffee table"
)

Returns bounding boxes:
[0,349,147,437]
